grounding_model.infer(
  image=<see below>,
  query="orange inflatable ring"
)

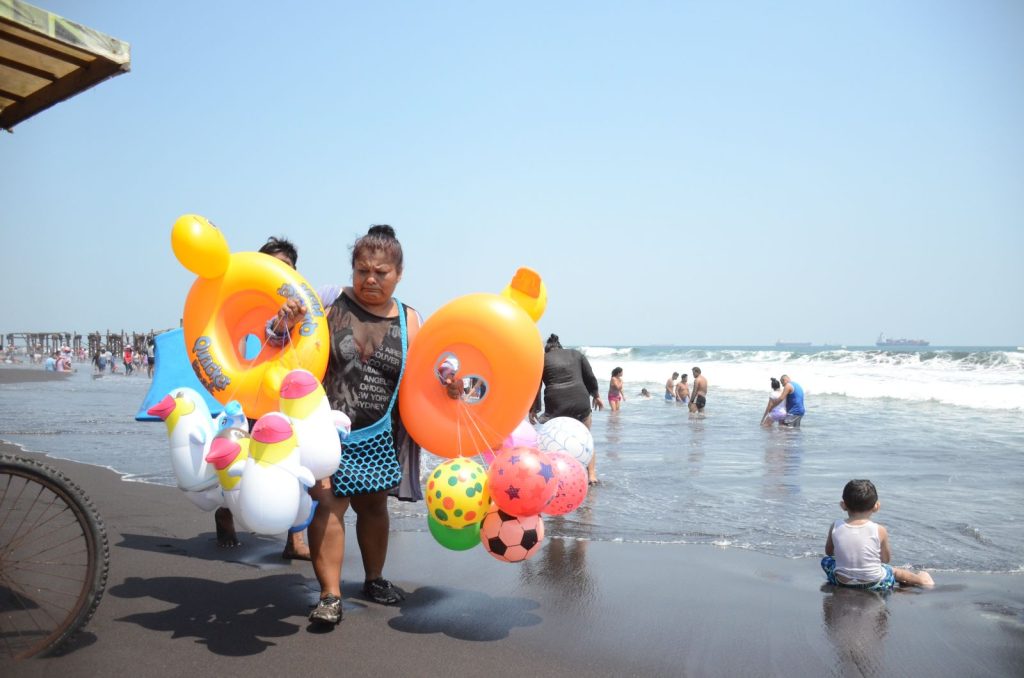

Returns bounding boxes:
[399,293,543,458]
[173,215,329,419]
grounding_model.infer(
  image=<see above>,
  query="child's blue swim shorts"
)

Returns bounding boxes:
[821,556,896,592]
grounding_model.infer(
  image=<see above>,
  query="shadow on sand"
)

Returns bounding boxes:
[387,585,541,641]
[116,532,293,570]
[108,573,312,656]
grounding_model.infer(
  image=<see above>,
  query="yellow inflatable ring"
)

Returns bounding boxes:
[399,293,543,458]
[174,215,329,418]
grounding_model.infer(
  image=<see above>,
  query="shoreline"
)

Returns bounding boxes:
[1,363,1021,572]
[0,366,74,383]
[3,444,1022,676]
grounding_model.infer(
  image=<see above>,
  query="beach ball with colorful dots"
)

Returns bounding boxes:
[487,446,558,517]
[426,458,490,528]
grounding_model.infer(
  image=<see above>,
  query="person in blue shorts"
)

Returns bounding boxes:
[664,372,678,400]
[674,373,690,404]
[822,479,934,591]
[766,374,805,426]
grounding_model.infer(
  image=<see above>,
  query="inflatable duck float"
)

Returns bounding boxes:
[147,386,221,511]
[278,369,350,480]
[236,412,316,535]
[171,214,329,419]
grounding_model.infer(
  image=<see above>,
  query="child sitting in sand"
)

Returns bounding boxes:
[822,479,934,591]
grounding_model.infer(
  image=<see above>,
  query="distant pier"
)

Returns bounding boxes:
[3,329,174,361]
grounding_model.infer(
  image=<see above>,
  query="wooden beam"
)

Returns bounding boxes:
[0,52,56,80]
[0,56,124,131]
[0,25,91,67]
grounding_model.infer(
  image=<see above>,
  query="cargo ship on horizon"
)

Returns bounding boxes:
[876,333,930,347]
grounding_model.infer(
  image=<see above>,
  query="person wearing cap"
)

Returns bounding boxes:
[529,334,603,485]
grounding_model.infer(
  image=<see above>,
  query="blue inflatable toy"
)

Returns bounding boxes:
[136,328,225,421]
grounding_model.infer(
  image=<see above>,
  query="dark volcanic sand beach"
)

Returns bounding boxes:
[3,444,1022,677]
[0,367,72,384]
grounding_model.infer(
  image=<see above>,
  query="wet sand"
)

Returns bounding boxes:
[2,445,1023,677]
[0,366,73,384]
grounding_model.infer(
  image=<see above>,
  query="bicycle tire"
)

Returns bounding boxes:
[0,454,110,660]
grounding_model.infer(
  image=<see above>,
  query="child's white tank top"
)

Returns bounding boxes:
[832,519,886,583]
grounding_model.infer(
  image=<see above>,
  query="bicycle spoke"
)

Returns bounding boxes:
[0,456,109,659]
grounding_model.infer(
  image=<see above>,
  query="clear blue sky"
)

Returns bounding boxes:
[3,1,1022,346]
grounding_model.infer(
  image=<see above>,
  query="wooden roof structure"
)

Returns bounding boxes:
[0,0,129,131]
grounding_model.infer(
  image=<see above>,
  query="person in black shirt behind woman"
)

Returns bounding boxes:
[529,334,603,485]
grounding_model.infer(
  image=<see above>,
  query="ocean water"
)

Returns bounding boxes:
[1,345,1022,575]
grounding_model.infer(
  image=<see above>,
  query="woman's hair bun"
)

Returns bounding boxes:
[367,224,396,239]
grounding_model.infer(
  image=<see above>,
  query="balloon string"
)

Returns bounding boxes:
[453,401,474,459]
[461,403,490,459]
[455,398,504,466]
[460,407,486,458]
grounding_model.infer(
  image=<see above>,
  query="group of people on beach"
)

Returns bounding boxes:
[7,343,86,365]
[611,366,804,425]
[518,354,934,591]
[184,227,932,632]
[43,347,74,372]
[91,340,155,377]
[662,368,708,413]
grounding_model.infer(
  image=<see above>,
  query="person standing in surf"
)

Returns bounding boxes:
[664,372,679,401]
[608,367,625,412]
[530,334,603,485]
[689,366,708,414]
[761,377,787,426]
[766,374,805,426]
[675,373,690,405]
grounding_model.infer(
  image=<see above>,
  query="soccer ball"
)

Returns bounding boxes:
[537,416,594,466]
[480,507,545,563]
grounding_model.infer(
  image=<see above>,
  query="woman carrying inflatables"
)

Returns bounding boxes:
[272,225,457,626]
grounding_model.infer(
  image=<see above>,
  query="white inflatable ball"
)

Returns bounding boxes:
[537,416,594,467]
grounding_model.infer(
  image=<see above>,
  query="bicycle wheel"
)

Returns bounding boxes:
[0,454,109,659]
